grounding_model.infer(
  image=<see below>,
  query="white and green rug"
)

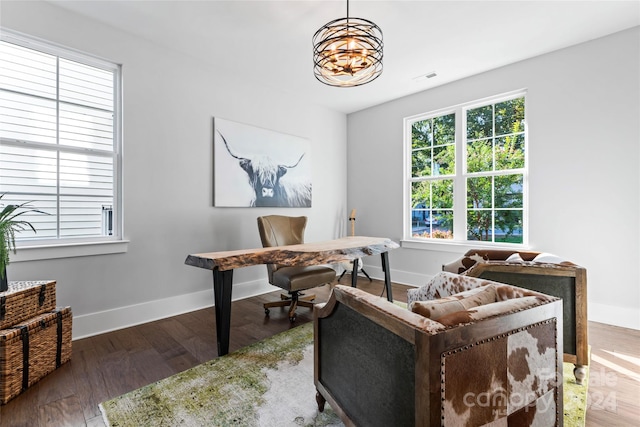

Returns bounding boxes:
[100,323,341,426]
[100,322,588,426]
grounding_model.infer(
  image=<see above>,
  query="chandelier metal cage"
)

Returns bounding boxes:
[312,1,383,87]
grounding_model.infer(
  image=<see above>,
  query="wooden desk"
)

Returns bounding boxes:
[185,236,399,356]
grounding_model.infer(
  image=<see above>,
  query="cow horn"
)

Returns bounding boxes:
[217,130,247,161]
[282,152,305,169]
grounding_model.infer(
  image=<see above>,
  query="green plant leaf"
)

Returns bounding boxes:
[0,193,48,278]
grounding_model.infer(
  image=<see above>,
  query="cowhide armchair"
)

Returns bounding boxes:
[442,249,588,384]
[314,274,563,427]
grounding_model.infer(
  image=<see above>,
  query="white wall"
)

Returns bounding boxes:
[1,1,348,338]
[348,27,640,330]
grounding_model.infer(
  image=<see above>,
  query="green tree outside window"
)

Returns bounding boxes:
[408,94,526,244]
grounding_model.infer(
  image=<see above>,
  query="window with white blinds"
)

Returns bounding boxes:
[0,31,121,243]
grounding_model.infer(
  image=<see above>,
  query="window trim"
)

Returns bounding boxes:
[403,89,529,248]
[11,239,129,262]
[1,29,118,74]
[1,28,126,259]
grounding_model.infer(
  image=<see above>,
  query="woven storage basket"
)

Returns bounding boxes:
[0,307,72,404]
[0,281,56,329]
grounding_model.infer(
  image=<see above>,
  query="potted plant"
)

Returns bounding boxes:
[0,194,42,292]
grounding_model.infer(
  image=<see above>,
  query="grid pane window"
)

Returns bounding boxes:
[406,94,526,245]
[410,113,455,239]
[0,33,121,243]
[465,97,525,243]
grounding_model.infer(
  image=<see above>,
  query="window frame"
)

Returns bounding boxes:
[403,90,529,250]
[0,29,127,259]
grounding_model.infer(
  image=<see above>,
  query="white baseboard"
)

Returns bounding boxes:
[73,267,640,340]
[72,264,425,340]
[589,302,640,331]
[359,263,430,288]
[72,280,275,340]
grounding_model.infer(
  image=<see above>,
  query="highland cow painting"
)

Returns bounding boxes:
[213,118,312,207]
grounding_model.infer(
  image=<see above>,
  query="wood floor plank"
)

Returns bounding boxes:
[38,395,85,427]
[85,414,107,427]
[98,349,149,399]
[134,320,197,364]
[69,344,111,422]
[35,362,77,406]
[585,321,640,426]
[0,382,42,427]
[163,348,203,374]
[129,347,175,385]
[108,325,153,353]
[174,310,216,339]
[136,317,180,347]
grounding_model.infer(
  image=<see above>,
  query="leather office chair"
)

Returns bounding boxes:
[257,215,336,322]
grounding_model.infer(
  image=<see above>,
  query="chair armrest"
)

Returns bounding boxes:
[315,285,445,342]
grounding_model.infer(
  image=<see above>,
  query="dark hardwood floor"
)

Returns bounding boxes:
[0,277,638,426]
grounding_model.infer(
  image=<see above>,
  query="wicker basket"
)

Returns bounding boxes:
[0,281,57,329]
[0,307,72,404]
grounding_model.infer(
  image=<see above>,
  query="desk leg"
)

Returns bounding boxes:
[351,258,359,288]
[381,252,393,302]
[213,268,233,356]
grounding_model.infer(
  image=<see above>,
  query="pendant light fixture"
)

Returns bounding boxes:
[312,0,383,87]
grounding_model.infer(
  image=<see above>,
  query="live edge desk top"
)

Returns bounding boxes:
[185,236,399,356]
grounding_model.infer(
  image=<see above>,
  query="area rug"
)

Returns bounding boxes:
[563,358,590,427]
[100,323,588,426]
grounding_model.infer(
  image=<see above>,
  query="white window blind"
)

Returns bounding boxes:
[0,31,121,242]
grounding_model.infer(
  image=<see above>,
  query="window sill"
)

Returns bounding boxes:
[11,239,129,262]
[401,238,530,253]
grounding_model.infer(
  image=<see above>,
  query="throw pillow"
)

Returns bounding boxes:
[494,284,556,302]
[410,285,496,321]
[407,272,496,306]
[532,252,565,264]
[506,253,525,262]
[436,296,543,327]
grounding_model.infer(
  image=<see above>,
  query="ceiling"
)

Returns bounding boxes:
[47,0,639,114]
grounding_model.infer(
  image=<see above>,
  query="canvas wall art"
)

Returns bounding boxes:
[213,118,312,207]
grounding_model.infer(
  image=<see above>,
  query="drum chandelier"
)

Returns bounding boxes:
[312,0,383,87]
